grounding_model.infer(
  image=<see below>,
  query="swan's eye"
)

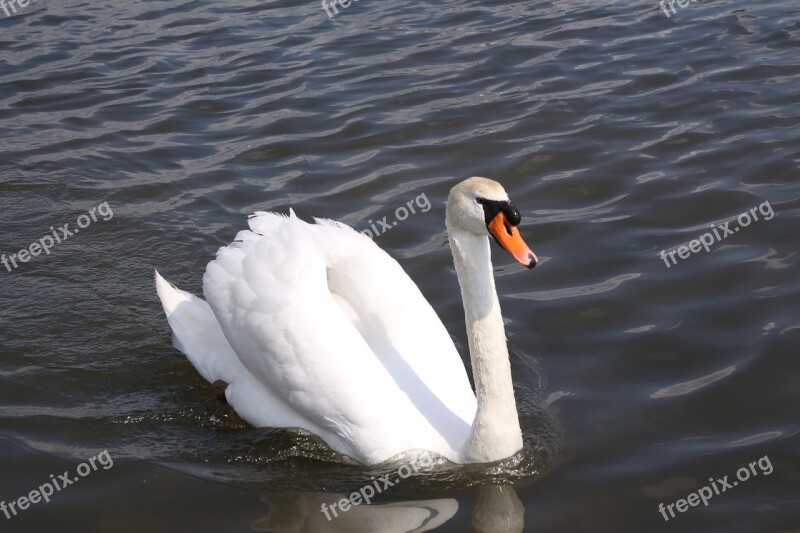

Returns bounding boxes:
[477,198,522,226]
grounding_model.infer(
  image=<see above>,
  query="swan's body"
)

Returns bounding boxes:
[156,177,537,465]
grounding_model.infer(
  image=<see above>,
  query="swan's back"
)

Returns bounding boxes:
[160,211,477,464]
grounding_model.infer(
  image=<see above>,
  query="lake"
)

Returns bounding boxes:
[0,0,798,531]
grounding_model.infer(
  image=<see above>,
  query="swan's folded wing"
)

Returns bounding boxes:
[155,270,246,385]
[301,217,477,425]
[203,212,466,463]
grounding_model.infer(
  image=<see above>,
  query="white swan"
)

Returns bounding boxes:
[155,177,538,465]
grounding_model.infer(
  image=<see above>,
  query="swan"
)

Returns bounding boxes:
[155,177,538,465]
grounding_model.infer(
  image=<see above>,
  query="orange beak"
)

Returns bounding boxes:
[488,211,538,269]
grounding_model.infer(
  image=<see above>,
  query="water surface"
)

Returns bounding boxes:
[1,0,799,531]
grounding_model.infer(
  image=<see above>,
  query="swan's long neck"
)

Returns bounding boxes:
[447,228,523,463]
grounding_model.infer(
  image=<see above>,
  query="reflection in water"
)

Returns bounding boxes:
[252,485,523,533]
[650,364,737,398]
[252,492,457,532]
[468,485,524,533]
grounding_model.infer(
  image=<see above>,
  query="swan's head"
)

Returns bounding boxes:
[446,177,538,269]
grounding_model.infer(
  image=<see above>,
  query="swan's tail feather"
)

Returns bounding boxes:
[155,270,201,355]
[154,270,244,384]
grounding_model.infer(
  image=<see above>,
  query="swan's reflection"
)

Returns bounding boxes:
[252,485,523,533]
[468,485,524,533]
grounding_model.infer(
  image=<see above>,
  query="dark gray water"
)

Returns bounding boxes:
[1,0,799,531]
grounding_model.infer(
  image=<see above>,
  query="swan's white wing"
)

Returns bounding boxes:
[202,212,475,464]
[155,270,245,384]
[301,217,477,424]
[155,271,315,431]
